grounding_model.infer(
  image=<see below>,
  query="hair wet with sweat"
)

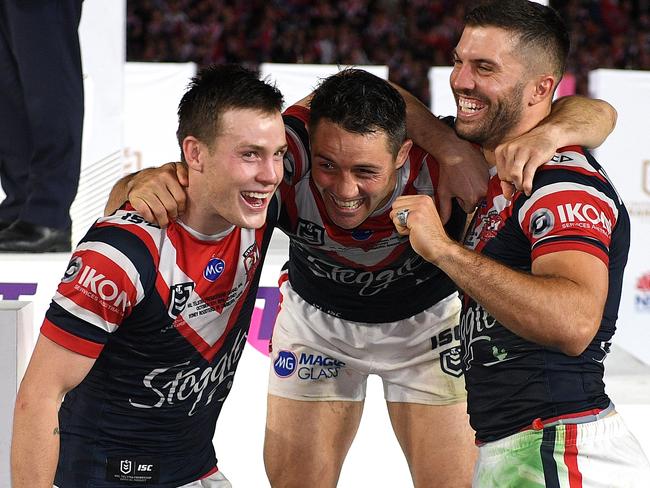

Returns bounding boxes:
[176,64,284,163]
[308,69,407,158]
[465,0,570,82]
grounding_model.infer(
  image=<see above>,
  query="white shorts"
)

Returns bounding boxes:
[54,468,231,488]
[178,470,232,488]
[473,413,650,487]
[268,280,466,405]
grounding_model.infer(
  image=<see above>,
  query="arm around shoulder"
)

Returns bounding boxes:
[495,95,617,197]
[104,162,189,227]
[547,95,617,149]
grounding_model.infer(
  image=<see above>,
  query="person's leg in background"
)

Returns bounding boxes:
[0,2,30,232]
[0,0,84,252]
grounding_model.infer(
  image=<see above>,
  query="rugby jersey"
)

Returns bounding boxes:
[279,105,465,323]
[43,201,277,487]
[460,146,630,442]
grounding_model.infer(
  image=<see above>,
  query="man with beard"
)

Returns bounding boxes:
[393,1,650,485]
[108,67,616,486]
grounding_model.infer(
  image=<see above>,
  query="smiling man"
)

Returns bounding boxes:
[11,65,287,488]
[112,64,618,486]
[392,1,650,486]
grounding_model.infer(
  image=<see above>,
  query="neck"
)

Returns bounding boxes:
[181,186,231,235]
[482,103,552,168]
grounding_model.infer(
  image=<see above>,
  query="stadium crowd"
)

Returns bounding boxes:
[127,0,650,103]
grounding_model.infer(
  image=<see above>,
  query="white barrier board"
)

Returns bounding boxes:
[590,69,650,365]
[0,301,33,488]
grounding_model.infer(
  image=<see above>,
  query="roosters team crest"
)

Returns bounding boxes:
[243,243,260,281]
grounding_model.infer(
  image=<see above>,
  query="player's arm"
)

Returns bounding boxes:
[104,162,189,226]
[496,96,617,198]
[391,194,607,356]
[11,335,96,488]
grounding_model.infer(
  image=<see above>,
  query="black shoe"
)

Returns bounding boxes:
[0,220,71,252]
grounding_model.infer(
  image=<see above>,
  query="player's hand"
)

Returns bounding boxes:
[436,141,489,223]
[390,195,452,265]
[127,162,189,227]
[494,126,557,199]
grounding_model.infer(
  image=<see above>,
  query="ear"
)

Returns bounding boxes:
[394,138,413,170]
[529,74,556,106]
[182,136,204,172]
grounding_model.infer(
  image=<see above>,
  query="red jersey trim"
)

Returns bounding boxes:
[532,240,609,266]
[199,466,219,480]
[284,104,310,122]
[41,319,104,359]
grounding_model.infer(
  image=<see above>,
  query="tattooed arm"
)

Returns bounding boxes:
[11,335,95,488]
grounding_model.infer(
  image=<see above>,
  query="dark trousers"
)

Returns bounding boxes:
[0,0,84,230]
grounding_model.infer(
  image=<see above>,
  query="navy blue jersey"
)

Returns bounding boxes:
[278,105,464,323]
[460,146,630,442]
[43,202,277,487]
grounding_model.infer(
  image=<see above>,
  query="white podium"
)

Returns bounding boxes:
[0,301,33,487]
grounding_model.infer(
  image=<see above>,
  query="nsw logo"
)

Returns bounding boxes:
[204,257,226,282]
[274,350,297,377]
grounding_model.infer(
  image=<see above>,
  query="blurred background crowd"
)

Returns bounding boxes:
[127,0,650,105]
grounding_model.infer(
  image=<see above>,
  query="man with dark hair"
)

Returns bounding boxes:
[394,1,650,485]
[11,64,288,488]
[113,65,617,487]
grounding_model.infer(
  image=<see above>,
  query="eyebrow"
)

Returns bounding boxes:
[238,143,288,152]
[452,49,497,66]
[313,152,380,170]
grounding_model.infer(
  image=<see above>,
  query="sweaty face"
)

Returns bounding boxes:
[450,26,528,149]
[199,108,287,232]
[310,120,404,230]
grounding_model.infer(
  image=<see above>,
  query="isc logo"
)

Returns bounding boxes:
[431,325,461,350]
[138,464,153,472]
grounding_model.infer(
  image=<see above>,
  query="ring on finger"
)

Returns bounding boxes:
[396,208,409,227]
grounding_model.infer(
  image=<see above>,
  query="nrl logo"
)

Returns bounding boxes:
[296,219,325,245]
[440,346,463,378]
[168,282,195,319]
[120,459,132,474]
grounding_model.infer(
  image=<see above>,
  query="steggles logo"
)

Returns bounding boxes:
[643,160,650,196]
